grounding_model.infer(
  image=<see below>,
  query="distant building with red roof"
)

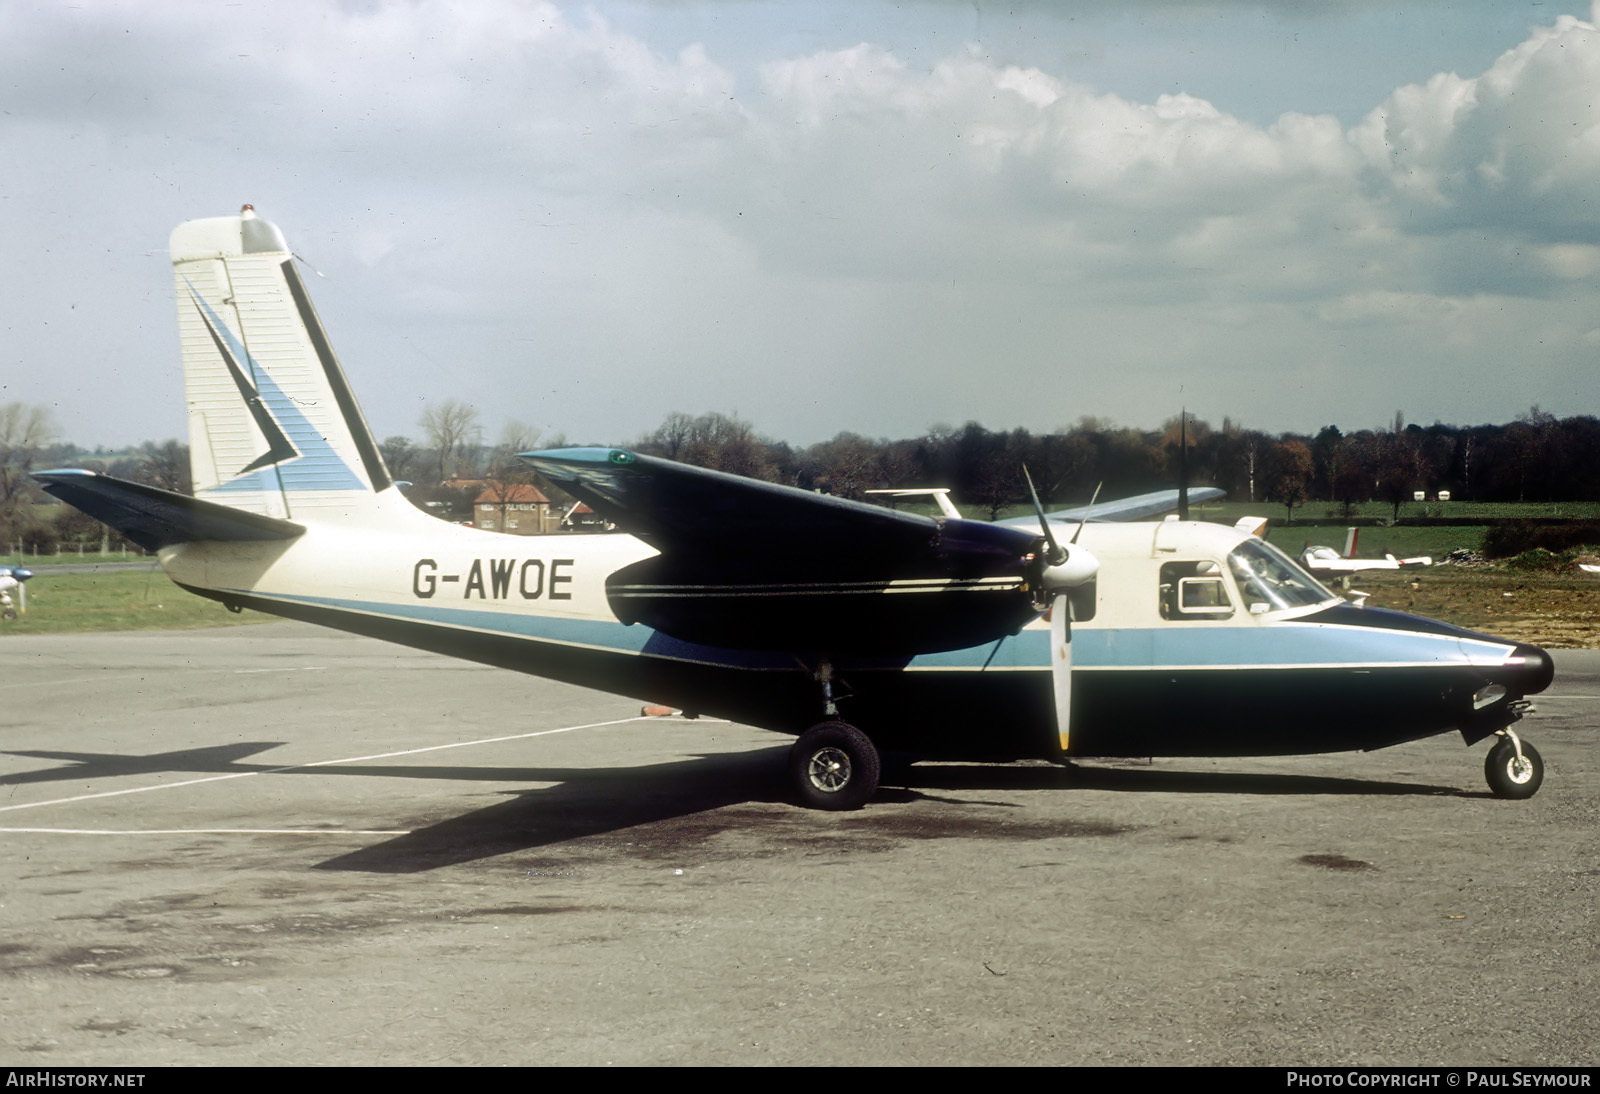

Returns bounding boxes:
[473,482,560,535]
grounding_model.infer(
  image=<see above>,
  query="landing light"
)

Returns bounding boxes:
[1473,684,1508,710]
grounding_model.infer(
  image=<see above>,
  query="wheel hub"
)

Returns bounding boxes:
[807,746,852,792]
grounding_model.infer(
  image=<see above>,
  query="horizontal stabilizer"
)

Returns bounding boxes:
[34,470,304,552]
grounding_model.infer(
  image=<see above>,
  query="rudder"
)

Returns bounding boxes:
[172,206,391,519]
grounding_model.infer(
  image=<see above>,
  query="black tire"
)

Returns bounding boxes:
[789,721,880,811]
[1485,737,1543,800]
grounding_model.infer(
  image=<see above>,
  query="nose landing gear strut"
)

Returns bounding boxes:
[1484,726,1543,799]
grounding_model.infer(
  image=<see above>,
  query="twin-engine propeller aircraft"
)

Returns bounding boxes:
[37,208,1554,809]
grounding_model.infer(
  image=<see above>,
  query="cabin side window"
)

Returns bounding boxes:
[1158,561,1234,621]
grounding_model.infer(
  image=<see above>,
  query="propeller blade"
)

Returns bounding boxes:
[1070,482,1102,545]
[1022,464,1064,565]
[1049,593,1073,753]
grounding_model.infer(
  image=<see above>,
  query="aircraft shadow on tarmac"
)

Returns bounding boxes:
[313,758,1474,874]
[0,742,289,785]
[895,762,1470,799]
[1,743,1476,874]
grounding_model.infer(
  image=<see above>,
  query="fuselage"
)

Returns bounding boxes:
[160,495,1553,764]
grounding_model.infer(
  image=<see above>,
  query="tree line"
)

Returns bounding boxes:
[4,399,1597,550]
[620,407,1600,522]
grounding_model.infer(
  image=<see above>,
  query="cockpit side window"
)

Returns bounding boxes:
[1226,537,1336,613]
[1158,560,1234,621]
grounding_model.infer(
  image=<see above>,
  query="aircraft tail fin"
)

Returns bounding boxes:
[171,206,392,520]
[34,469,304,552]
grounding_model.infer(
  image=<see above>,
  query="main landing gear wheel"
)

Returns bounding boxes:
[789,721,881,811]
[1485,734,1544,800]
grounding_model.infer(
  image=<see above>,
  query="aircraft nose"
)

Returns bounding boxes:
[1509,643,1554,696]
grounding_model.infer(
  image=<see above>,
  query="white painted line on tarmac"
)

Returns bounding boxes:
[0,673,164,692]
[0,665,325,691]
[232,666,326,674]
[0,715,652,815]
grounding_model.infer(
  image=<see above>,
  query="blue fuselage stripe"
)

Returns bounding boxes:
[221,590,1507,674]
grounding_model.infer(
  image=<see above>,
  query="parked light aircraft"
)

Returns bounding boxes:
[37,208,1554,809]
[0,566,32,619]
[1300,527,1433,576]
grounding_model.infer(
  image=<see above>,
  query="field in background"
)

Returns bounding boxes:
[1207,499,1600,522]
[5,548,154,567]
[0,570,267,635]
[1355,568,1600,649]
[1262,523,1481,562]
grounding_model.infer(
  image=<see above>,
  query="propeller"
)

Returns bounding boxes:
[1021,465,1098,601]
[1021,465,1100,757]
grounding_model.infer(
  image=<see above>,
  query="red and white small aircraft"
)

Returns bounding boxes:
[1300,527,1432,576]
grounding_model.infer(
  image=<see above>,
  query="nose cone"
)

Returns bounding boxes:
[1510,643,1555,696]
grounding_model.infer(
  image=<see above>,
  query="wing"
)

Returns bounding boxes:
[521,448,1049,656]
[1027,486,1227,525]
[34,470,304,552]
[1303,558,1431,574]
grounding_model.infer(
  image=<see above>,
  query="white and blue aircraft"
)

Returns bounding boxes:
[0,566,32,619]
[37,207,1554,809]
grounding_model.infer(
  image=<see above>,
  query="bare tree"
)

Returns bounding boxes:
[379,435,423,484]
[132,439,191,494]
[972,454,1023,521]
[1269,440,1314,522]
[1507,405,1558,502]
[636,411,776,481]
[0,402,56,542]
[808,433,880,499]
[638,412,696,461]
[420,400,481,483]
[0,402,55,505]
[1376,426,1425,520]
[485,419,541,480]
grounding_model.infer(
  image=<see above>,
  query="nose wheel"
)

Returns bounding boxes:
[789,721,881,811]
[1485,730,1544,799]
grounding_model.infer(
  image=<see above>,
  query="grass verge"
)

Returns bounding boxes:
[0,570,269,636]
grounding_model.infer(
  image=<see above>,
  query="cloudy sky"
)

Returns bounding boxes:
[4,1,1598,451]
